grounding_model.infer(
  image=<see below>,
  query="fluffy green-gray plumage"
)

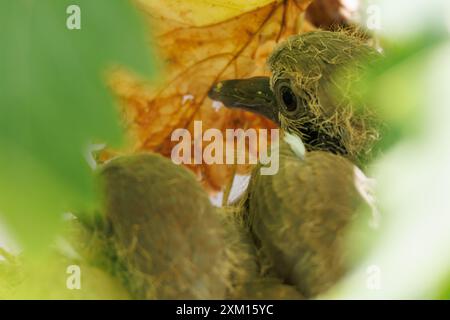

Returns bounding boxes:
[270,31,381,165]
[242,141,369,297]
[209,30,381,166]
[219,206,303,299]
[98,153,229,299]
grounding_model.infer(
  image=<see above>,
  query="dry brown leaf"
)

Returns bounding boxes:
[109,0,315,192]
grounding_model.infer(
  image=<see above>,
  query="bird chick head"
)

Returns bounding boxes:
[208,30,382,165]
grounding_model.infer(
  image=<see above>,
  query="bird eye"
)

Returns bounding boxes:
[276,83,304,116]
[280,86,297,112]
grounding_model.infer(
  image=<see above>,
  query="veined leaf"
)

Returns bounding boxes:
[111,0,313,191]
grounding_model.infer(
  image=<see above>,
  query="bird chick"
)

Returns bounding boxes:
[96,153,229,299]
[209,30,381,165]
[208,30,380,298]
[244,140,375,297]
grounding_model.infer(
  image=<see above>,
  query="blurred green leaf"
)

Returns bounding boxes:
[352,33,447,153]
[0,0,157,251]
[328,37,450,300]
[0,253,131,299]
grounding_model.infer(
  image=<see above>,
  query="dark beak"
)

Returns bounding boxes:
[207,76,279,124]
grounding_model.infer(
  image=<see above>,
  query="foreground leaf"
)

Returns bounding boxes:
[0,0,156,251]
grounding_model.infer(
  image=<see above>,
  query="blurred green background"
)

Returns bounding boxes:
[328,0,450,299]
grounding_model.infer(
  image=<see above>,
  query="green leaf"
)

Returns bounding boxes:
[0,0,157,252]
[351,32,447,153]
